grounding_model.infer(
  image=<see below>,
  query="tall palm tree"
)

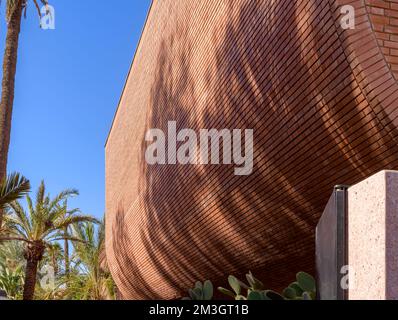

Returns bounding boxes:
[60,200,74,280]
[64,226,70,276]
[44,242,62,276]
[0,0,49,180]
[67,220,115,300]
[0,172,30,228]
[0,181,98,300]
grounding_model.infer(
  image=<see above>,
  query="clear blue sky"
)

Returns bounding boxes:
[0,0,152,218]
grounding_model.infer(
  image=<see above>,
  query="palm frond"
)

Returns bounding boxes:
[0,172,30,210]
[25,195,34,217]
[54,215,99,231]
[48,189,79,212]
[0,236,31,243]
[3,215,30,239]
[47,236,87,243]
[35,180,45,210]
[8,201,31,236]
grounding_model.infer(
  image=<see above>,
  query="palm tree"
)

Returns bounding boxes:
[60,200,75,280]
[66,220,115,300]
[0,172,30,228]
[0,0,49,180]
[0,181,98,300]
[44,242,62,276]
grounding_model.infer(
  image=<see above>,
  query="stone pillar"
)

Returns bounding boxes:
[348,170,398,300]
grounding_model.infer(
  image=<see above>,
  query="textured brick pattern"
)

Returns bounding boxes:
[105,0,398,299]
[367,0,398,79]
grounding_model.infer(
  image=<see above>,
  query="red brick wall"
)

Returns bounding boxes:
[105,0,398,299]
[367,0,398,78]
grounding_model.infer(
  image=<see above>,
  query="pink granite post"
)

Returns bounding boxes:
[348,170,398,300]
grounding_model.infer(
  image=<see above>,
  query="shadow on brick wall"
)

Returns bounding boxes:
[112,0,398,299]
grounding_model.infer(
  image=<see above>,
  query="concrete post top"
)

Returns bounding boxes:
[349,170,398,190]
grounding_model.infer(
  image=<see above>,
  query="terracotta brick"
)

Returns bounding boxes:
[368,1,398,79]
[371,14,389,24]
[371,7,386,15]
[390,17,398,25]
[386,9,398,17]
[105,0,398,300]
[366,0,390,9]
[387,55,398,63]
[385,40,398,48]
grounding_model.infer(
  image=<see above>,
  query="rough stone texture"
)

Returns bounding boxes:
[348,171,387,300]
[105,0,398,299]
[348,170,398,300]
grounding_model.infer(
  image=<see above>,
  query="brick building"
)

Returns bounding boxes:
[105,0,398,299]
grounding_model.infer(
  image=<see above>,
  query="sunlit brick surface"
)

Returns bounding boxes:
[367,0,398,79]
[105,0,398,299]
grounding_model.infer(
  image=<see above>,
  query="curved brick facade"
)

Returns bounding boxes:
[105,0,398,299]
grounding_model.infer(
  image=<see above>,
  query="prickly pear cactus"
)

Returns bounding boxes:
[184,271,317,301]
[182,280,213,300]
[281,272,316,300]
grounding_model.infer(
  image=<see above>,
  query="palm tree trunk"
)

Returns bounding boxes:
[0,0,23,228]
[64,227,70,277]
[23,259,39,300]
[52,252,58,275]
